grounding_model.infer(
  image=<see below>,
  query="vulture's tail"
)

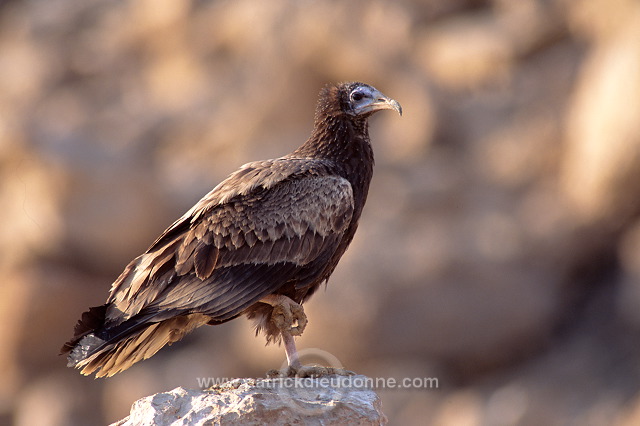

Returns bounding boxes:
[60,304,209,378]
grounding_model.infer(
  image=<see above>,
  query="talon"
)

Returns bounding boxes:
[266,368,284,378]
[289,303,307,336]
[297,365,327,378]
[290,365,355,378]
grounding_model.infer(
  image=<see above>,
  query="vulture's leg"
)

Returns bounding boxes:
[261,294,354,378]
[260,294,306,373]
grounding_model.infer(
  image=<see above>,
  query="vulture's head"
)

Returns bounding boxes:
[342,82,402,117]
[316,82,402,121]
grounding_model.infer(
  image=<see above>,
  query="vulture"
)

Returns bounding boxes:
[61,82,402,378]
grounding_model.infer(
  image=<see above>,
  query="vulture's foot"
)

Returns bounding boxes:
[259,294,307,336]
[260,294,308,371]
[272,296,307,336]
[266,365,355,378]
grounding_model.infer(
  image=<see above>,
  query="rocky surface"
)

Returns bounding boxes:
[3,0,640,425]
[112,376,386,426]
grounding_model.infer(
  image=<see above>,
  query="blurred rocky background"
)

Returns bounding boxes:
[2,0,640,424]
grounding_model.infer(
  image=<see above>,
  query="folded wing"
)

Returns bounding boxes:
[62,158,355,377]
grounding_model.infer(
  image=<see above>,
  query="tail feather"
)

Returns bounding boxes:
[60,305,109,355]
[62,305,210,378]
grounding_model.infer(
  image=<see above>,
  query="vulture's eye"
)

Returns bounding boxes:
[351,91,364,102]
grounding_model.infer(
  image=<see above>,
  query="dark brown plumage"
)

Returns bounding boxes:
[61,82,402,377]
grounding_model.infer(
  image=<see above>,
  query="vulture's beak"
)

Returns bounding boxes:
[358,90,403,116]
[373,95,402,116]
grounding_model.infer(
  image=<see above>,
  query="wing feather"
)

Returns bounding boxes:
[106,158,354,324]
[194,244,219,280]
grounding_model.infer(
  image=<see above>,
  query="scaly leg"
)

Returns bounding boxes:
[282,330,302,371]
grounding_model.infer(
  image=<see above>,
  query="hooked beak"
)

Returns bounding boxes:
[355,90,403,117]
[373,95,403,116]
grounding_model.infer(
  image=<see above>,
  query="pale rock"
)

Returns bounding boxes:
[112,375,387,426]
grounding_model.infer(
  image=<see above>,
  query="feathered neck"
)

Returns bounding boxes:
[290,84,375,216]
[292,84,373,165]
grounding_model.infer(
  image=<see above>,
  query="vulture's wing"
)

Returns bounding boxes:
[105,158,354,325]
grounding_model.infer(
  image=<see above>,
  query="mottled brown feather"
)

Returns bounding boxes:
[62,82,399,377]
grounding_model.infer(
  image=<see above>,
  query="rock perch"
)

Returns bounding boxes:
[112,374,387,425]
